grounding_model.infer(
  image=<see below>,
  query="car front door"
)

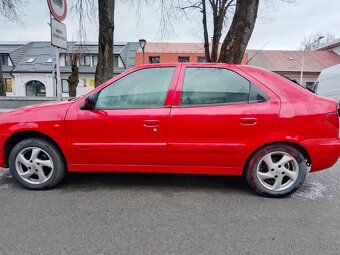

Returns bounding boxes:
[65,66,179,171]
[168,65,280,175]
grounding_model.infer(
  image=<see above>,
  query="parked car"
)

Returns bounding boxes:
[0,63,339,197]
[315,63,340,101]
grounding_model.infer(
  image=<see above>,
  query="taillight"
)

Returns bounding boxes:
[326,112,339,128]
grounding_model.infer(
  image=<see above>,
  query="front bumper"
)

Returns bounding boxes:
[301,138,340,172]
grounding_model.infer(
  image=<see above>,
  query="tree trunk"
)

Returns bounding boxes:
[218,0,259,64]
[95,0,115,87]
[202,0,211,62]
[210,2,225,62]
[0,63,5,96]
[67,54,79,97]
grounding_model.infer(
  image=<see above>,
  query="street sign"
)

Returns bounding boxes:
[47,0,67,22]
[51,18,67,50]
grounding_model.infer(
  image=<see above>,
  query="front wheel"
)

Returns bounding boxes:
[246,144,307,197]
[9,138,66,190]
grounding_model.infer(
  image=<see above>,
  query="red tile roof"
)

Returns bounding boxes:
[246,50,340,72]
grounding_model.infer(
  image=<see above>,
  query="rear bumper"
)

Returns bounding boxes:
[301,138,340,172]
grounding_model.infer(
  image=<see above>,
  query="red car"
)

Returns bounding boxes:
[0,63,339,197]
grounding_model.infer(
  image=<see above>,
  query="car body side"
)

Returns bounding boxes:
[0,63,339,175]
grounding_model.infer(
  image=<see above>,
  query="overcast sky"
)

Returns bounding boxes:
[0,0,339,50]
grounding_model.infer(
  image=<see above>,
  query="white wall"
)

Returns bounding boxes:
[12,73,54,97]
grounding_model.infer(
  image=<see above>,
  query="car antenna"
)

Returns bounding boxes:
[246,40,271,65]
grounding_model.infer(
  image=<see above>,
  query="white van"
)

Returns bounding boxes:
[315,64,340,101]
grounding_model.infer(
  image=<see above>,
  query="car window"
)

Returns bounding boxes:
[96,67,175,109]
[249,84,268,103]
[180,67,250,105]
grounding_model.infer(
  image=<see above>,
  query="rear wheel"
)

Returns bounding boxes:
[9,138,66,190]
[246,144,307,197]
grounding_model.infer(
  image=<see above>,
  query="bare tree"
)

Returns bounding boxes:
[0,0,25,21]
[177,0,259,64]
[300,32,336,50]
[72,0,114,87]
[178,0,235,62]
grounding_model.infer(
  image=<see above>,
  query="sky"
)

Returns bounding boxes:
[0,0,339,50]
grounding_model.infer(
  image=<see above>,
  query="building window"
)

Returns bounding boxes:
[61,79,69,93]
[65,55,72,66]
[178,56,190,63]
[46,57,52,63]
[92,55,98,67]
[80,55,91,66]
[197,56,205,62]
[149,56,160,64]
[113,55,119,67]
[25,80,46,97]
[4,78,12,92]
[26,57,36,63]
[0,55,9,66]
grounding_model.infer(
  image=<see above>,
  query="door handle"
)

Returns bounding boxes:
[143,120,160,127]
[240,117,257,125]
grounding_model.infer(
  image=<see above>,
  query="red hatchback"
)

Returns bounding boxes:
[1,63,339,197]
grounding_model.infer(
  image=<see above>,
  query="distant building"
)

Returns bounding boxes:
[246,50,340,88]
[0,41,139,97]
[2,39,340,98]
[135,41,340,88]
[316,38,340,55]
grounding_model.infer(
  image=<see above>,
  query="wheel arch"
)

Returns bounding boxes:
[243,141,311,175]
[4,131,67,167]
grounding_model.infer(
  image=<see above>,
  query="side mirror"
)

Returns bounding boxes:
[80,93,98,110]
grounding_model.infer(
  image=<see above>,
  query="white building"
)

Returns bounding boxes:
[0,41,139,97]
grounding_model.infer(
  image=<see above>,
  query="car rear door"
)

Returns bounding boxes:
[65,65,180,170]
[167,64,280,175]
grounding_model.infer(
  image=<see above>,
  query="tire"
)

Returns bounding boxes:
[246,144,307,198]
[8,138,66,190]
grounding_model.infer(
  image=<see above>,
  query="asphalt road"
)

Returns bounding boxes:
[0,163,340,255]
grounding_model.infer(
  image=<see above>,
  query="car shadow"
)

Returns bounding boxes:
[58,172,254,195]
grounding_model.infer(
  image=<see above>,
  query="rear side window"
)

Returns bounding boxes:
[180,68,251,105]
[249,84,268,103]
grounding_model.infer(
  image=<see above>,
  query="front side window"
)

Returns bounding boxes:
[96,67,175,109]
[180,68,250,105]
